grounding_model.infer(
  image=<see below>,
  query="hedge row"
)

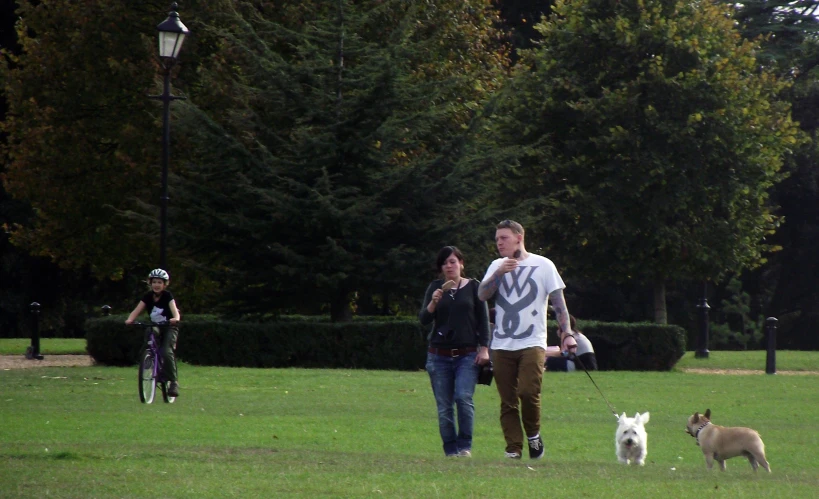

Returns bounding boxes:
[548,321,687,371]
[86,315,428,369]
[86,316,686,371]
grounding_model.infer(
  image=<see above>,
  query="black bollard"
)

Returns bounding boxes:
[765,317,777,374]
[695,283,710,359]
[26,302,44,360]
[102,305,112,316]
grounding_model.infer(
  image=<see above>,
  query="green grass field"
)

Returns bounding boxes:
[675,350,819,372]
[0,338,88,355]
[2,345,818,498]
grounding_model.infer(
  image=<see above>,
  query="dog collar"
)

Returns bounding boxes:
[694,421,710,446]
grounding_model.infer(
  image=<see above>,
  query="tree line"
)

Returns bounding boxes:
[1,0,817,349]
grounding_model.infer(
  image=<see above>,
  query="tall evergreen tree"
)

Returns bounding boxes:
[165,0,509,319]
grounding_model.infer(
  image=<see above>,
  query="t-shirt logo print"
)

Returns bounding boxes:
[150,307,166,324]
[495,266,539,340]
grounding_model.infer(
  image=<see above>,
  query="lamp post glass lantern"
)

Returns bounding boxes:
[153,3,189,270]
[157,3,189,60]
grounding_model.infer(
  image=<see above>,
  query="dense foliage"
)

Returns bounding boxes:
[163,0,509,319]
[1,1,817,350]
[475,0,802,322]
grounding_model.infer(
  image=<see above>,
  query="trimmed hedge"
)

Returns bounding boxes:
[85,317,146,367]
[548,320,687,371]
[86,316,685,371]
[86,315,427,369]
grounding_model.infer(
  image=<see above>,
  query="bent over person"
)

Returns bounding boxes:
[478,220,577,459]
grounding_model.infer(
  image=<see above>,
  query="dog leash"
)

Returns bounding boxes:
[573,354,619,420]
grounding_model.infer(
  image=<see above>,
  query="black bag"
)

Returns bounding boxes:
[477,362,493,386]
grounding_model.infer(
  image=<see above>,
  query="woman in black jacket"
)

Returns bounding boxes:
[419,246,490,457]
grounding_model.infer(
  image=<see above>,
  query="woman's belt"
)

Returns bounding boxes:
[428,346,478,357]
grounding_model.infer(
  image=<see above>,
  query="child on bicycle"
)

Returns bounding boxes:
[125,268,182,397]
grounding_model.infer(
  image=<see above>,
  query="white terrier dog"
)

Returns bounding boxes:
[615,412,650,465]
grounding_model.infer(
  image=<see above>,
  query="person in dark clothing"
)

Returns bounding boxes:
[419,246,490,457]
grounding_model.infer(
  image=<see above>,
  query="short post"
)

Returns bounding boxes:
[102,305,112,316]
[695,283,710,358]
[765,317,777,374]
[26,302,44,360]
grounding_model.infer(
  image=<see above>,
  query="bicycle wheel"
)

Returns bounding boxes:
[138,350,157,404]
[160,381,176,404]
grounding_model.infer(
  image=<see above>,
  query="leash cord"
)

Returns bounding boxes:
[573,354,619,419]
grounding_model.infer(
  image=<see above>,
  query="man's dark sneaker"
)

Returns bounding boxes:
[168,381,180,397]
[528,434,544,459]
[504,451,522,459]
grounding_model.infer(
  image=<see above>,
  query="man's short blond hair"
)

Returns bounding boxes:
[496,219,524,235]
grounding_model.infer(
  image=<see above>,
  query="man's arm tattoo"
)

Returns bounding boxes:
[549,289,572,337]
[478,274,502,301]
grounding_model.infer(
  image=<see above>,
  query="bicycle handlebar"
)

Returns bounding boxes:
[127,321,175,328]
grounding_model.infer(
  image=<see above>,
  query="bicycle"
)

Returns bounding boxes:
[129,321,178,404]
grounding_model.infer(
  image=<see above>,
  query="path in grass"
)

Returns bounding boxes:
[679,367,819,375]
[0,354,95,369]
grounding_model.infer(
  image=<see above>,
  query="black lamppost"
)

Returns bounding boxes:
[695,281,710,358]
[151,3,189,270]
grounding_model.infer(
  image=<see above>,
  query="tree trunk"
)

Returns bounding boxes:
[653,280,667,324]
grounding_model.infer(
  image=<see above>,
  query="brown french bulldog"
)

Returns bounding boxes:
[685,409,770,472]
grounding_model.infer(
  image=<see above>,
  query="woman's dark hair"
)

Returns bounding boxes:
[436,245,464,273]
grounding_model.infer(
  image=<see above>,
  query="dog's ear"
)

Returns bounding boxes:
[704,408,711,419]
[619,412,626,421]
[692,412,700,423]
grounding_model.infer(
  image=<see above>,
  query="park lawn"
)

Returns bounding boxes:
[0,338,87,355]
[675,350,819,372]
[1,362,817,498]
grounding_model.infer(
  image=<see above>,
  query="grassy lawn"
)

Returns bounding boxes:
[1,358,818,498]
[0,338,87,355]
[675,350,819,372]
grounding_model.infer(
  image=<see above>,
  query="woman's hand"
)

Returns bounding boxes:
[475,346,490,365]
[427,289,443,313]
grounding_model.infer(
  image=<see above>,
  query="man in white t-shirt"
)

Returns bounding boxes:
[479,220,577,460]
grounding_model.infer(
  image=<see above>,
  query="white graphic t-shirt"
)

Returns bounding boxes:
[483,254,565,351]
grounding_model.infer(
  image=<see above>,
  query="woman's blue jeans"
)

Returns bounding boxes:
[425,351,480,456]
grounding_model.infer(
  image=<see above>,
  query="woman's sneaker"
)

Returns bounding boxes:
[528,434,544,459]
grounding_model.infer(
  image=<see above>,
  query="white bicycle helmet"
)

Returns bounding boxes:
[148,268,170,282]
